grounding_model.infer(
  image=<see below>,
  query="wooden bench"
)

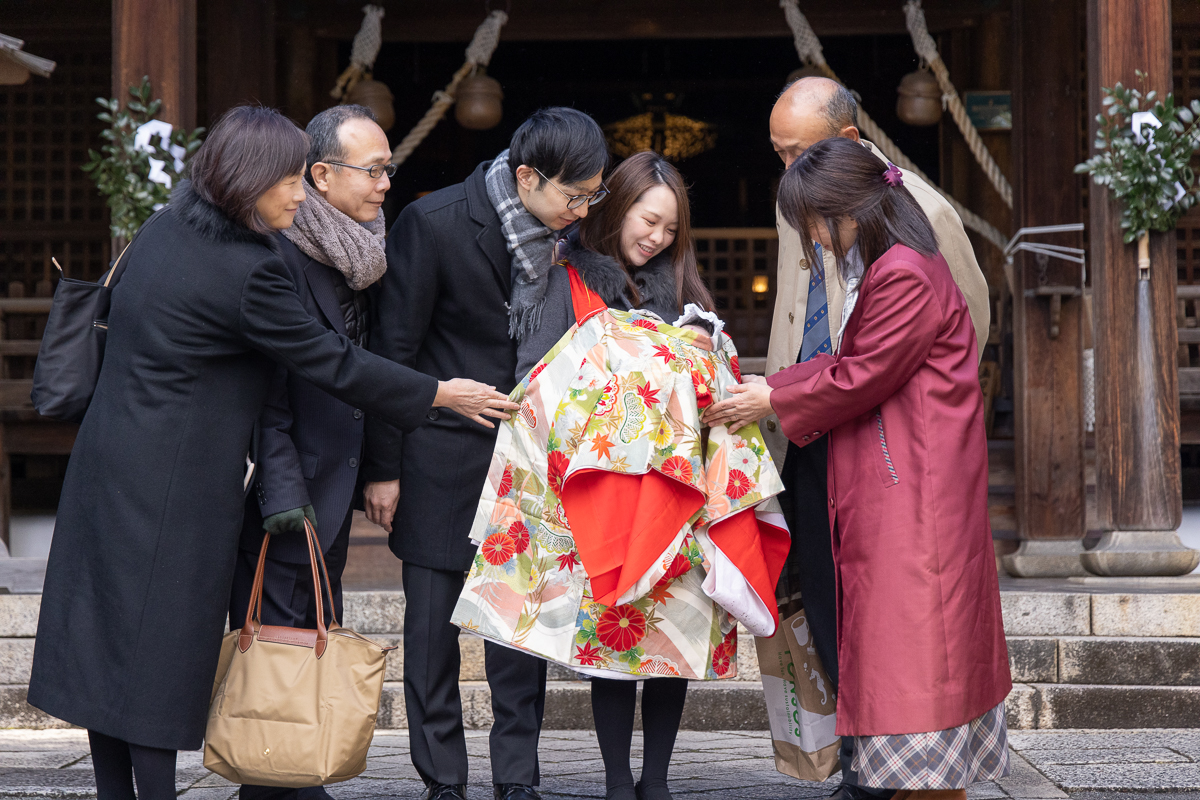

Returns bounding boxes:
[1177,285,1200,443]
[0,293,77,553]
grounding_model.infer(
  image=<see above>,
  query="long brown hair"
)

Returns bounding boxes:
[777,137,938,283]
[578,151,714,312]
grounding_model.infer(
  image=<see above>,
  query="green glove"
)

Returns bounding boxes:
[263,505,317,536]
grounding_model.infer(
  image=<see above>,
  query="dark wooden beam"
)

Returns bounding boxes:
[1088,0,1181,532]
[1009,0,1087,550]
[204,0,275,124]
[112,0,197,129]
[299,0,994,42]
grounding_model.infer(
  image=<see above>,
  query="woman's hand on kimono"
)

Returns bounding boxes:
[701,375,774,432]
[434,379,521,428]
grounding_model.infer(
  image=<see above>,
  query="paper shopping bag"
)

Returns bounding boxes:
[755,607,840,782]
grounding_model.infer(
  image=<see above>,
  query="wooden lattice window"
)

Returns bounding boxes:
[1175,28,1200,285]
[693,228,777,358]
[0,42,111,294]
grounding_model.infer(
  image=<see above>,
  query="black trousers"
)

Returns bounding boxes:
[779,437,887,796]
[227,508,352,800]
[88,730,177,800]
[402,562,547,787]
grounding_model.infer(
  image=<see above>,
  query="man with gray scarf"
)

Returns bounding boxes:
[362,108,608,800]
[229,104,396,800]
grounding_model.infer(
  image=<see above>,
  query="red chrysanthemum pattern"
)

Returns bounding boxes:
[632,319,659,331]
[691,370,713,409]
[596,605,648,652]
[664,552,693,581]
[730,355,742,382]
[660,455,693,483]
[529,363,548,383]
[726,469,753,499]
[481,532,515,566]
[497,465,514,497]
[547,450,570,495]
[508,520,530,554]
[712,641,734,676]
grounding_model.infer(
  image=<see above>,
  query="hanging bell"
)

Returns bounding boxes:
[345,78,396,132]
[455,70,504,131]
[0,52,31,85]
[896,68,942,127]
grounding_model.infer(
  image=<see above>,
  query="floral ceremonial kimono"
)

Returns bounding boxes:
[451,269,790,680]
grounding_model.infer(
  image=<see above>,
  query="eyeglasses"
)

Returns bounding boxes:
[325,161,398,180]
[533,167,609,209]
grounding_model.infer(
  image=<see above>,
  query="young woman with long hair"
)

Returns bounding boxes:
[453,151,789,800]
[704,136,1011,800]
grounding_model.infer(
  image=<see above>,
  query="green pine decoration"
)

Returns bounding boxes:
[1075,71,1200,244]
[82,76,205,241]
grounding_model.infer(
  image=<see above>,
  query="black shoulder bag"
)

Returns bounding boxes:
[31,209,166,422]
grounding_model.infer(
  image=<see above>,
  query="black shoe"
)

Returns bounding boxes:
[635,780,672,800]
[424,784,467,800]
[606,784,637,800]
[494,785,542,800]
[827,784,895,800]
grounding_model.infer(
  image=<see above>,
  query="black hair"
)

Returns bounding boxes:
[186,105,309,235]
[508,106,609,187]
[304,104,378,182]
[778,137,937,284]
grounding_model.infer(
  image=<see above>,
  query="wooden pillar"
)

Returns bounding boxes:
[205,0,276,125]
[113,0,196,130]
[1083,0,1199,575]
[1003,0,1089,576]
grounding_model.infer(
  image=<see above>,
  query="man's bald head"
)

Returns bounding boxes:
[770,76,860,167]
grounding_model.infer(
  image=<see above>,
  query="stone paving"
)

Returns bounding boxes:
[1,729,1200,799]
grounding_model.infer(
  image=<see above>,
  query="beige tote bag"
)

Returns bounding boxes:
[205,521,395,787]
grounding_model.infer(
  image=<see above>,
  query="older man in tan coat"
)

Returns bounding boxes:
[762,77,990,800]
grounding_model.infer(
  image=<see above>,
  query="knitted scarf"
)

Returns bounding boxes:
[485,149,558,338]
[281,186,387,291]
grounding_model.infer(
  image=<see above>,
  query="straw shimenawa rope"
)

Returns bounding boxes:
[330,5,386,100]
[778,0,1009,255]
[904,0,1013,209]
[389,11,508,166]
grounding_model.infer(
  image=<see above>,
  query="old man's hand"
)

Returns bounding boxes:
[701,375,775,433]
[434,379,521,428]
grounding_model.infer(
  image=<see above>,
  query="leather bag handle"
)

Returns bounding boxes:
[238,519,333,657]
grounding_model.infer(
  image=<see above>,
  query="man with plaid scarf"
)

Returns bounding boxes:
[362,108,608,800]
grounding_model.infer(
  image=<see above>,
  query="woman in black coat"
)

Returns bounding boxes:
[27,107,514,800]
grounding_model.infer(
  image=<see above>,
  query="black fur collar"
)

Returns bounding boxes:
[560,233,679,320]
[170,181,279,252]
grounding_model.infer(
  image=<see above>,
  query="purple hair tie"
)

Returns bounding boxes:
[883,163,903,187]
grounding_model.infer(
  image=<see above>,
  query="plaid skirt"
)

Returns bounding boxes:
[850,701,1010,790]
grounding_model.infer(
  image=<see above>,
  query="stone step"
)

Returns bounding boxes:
[2,588,1195,638]
[0,629,764,687]
[5,678,1200,732]
[1008,635,1200,685]
[1007,682,1200,729]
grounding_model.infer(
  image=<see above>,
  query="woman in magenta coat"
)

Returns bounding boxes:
[704,137,1011,800]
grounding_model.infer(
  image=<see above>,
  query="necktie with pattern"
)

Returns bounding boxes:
[799,243,831,363]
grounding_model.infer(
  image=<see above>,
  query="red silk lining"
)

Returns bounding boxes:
[566,264,608,324]
[560,469,704,607]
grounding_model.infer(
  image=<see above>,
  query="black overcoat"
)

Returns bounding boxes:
[362,161,517,571]
[239,235,369,564]
[28,184,439,751]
